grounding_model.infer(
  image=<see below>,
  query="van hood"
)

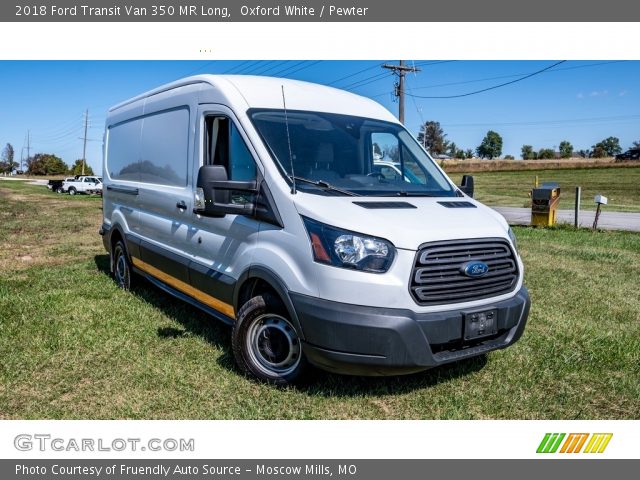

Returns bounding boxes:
[293,194,510,250]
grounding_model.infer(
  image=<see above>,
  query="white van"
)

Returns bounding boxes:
[100,75,530,384]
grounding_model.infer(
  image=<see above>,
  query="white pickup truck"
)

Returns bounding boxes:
[62,176,103,195]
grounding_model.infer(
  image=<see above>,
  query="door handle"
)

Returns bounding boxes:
[176,200,187,210]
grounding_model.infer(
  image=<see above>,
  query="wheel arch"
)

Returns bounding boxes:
[234,266,306,341]
[107,224,126,274]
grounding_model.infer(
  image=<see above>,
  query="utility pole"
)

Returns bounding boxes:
[81,109,89,176]
[382,61,420,124]
[25,130,30,172]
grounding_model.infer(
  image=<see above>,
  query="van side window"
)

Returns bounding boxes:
[205,115,257,205]
[107,108,189,187]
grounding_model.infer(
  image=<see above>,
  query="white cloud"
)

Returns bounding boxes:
[619,90,628,96]
[577,92,584,99]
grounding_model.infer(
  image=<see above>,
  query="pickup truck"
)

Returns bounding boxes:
[48,177,76,193]
[62,176,103,195]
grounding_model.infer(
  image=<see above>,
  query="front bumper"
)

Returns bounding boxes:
[292,286,530,376]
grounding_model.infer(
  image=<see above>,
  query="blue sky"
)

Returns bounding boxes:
[0,60,638,173]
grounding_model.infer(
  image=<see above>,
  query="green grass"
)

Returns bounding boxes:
[1,180,639,419]
[448,166,640,212]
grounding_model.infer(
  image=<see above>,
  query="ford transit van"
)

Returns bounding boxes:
[100,75,530,384]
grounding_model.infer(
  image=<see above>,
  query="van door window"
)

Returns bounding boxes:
[204,116,257,204]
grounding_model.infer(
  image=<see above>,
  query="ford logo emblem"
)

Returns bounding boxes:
[462,261,489,277]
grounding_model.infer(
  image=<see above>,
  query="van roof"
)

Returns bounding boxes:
[108,74,398,123]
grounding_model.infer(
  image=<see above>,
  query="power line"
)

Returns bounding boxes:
[269,61,308,77]
[245,60,288,76]
[234,61,264,75]
[326,62,384,86]
[382,60,627,97]
[405,60,566,99]
[280,60,323,77]
[442,114,640,128]
[223,60,253,74]
[183,61,219,77]
[413,60,457,67]
[341,71,392,90]
[340,61,453,93]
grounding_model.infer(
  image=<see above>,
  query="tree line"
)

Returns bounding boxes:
[417,121,639,160]
[0,143,93,175]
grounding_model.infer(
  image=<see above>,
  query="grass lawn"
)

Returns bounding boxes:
[448,166,640,212]
[0,180,638,419]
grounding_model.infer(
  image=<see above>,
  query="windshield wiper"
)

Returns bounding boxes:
[391,191,440,197]
[288,175,359,197]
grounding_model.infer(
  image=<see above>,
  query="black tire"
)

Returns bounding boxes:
[232,293,307,385]
[112,239,134,290]
[68,187,77,196]
[56,187,64,194]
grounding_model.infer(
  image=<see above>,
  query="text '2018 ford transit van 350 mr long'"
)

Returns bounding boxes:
[100,75,531,384]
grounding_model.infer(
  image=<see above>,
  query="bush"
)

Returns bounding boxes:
[537,149,555,160]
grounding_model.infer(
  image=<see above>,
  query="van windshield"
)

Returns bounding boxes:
[249,109,456,197]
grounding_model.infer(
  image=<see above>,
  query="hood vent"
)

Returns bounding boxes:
[438,201,476,209]
[353,201,417,209]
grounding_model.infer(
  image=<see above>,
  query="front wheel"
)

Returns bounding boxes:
[232,294,307,385]
[68,187,76,196]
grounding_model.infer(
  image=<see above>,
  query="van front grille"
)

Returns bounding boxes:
[410,238,518,306]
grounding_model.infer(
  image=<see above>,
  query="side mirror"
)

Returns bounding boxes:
[195,165,258,217]
[459,174,474,198]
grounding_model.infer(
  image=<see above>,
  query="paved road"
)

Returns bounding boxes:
[493,206,640,232]
[0,177,47,185]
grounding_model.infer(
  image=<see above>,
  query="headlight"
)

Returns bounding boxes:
[508,227,518,252]
[302,216,395,273]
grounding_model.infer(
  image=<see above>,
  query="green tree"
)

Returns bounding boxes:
[455,149,466,159]
[592,137,622,157]
[1,143,17,173]
[590,145,608,158]
[476,130,503,159]
[537,148,555,159]
[26,153,68,175]
[559,141,573,159]
[70,159,94,176]
[577,149,590,158]
[521,145,536,160]
[464,149,474,159]
[504,155,515,160]
[447,141,457,158]
[631,140,640,149]
[417,121,449,156]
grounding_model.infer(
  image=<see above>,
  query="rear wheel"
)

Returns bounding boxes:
[68,187,77,196]
[112,240,133,290]
[232,294,307,385]
[56,187,64,194]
